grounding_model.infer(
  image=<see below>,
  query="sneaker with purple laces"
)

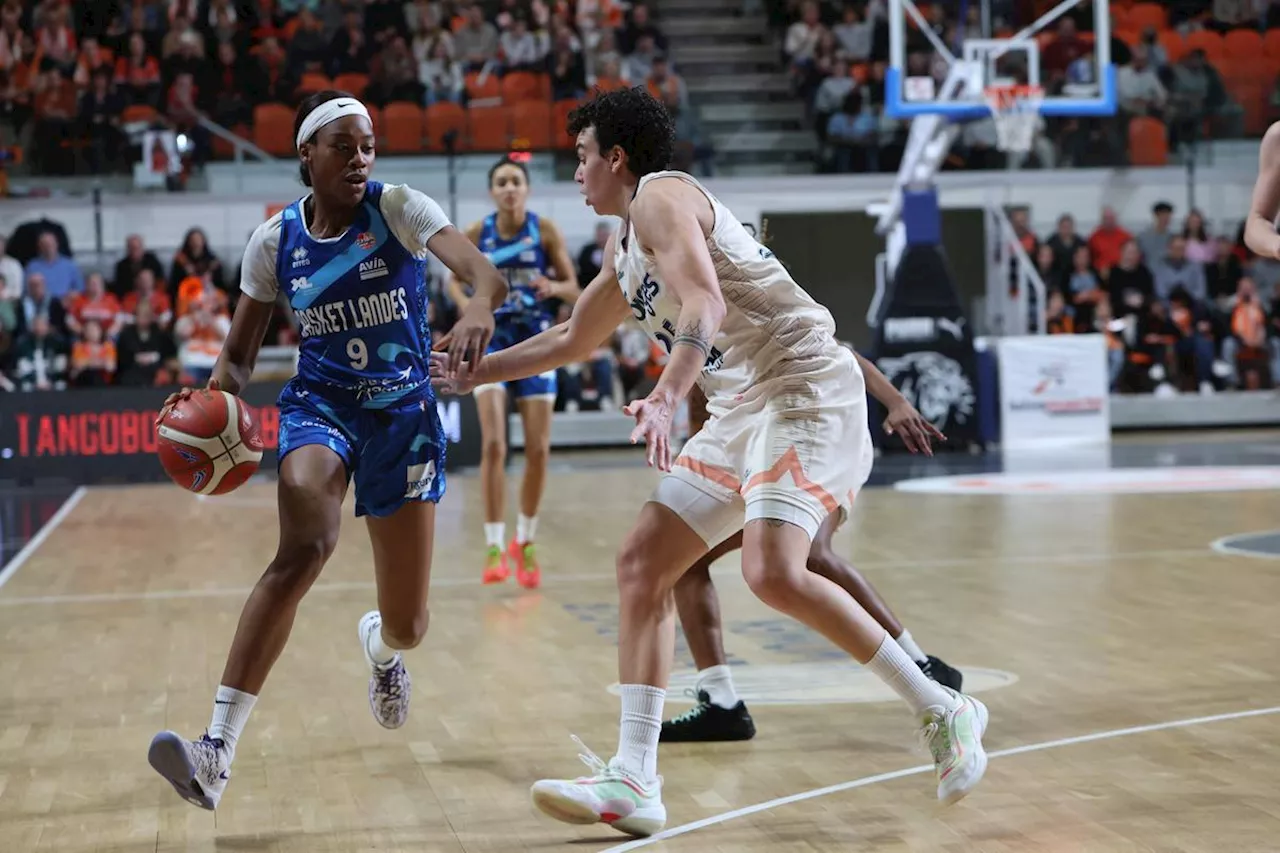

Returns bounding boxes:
[147,731,231,810]
[358,610,412,729]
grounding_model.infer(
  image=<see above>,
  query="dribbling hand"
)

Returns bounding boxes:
[883,399,945,456]
[156,378,221,427]
[624,391,676,471]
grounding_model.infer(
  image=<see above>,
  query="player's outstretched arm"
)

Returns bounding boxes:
[853,351,944,455]
[432,233,627,393]
[1246,123,1280,259]
[429,224,508,377]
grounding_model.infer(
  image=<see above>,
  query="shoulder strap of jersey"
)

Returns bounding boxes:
[274,200,304,291]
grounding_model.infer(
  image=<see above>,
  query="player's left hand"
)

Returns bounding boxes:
[439,300,495,379]
[883,400,945,456]
[624,390,677,471]
[427,351,475,396]
[532,276,560,300]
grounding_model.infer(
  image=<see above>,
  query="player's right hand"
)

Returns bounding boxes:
[882,399,944,456]
[156,378,221,427]
[427,352,474,396]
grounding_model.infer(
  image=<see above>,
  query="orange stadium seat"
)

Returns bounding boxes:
[296,72,332,96]
[383,102,424,153]
[1223,29,1263,59]
[212,123,250,160]
[511,101,553,150]
[501,71,550,103]
[425,101,469,152]
[1264,29,1280,58]
[253,103,295,156]
[552,98,578,149]
[468,105,511,152]
[1126,3,1167,31]
[1128,116,1168,166]
[121,104,158,124]
[332,73,370,98]
[1158,30,1188,64]
[1183,29,1224,59]
[465,72,502,104]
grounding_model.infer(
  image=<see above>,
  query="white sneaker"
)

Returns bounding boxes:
[148,731,230,810]
[530,736,667,838]
[358,610,411,729]
[920,687,989,805]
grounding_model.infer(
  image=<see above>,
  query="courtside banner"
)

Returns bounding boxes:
[996,334,1110,449]
[0,383,482,484]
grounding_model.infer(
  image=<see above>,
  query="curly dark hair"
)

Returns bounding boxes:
[566,87,674,179]
[294,89,358,187]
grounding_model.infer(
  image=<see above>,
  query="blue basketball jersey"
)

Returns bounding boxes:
[275,181,433,409]
[480,211,554,334]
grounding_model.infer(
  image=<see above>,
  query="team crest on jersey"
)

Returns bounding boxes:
[356,231,376,250]
[291,246,309,268]
[630,273,660,321]
[359,257,389,280]
[405,460,437,499]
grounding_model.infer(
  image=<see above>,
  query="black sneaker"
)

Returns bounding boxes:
[919,655,963,692]
[660,690,757,742]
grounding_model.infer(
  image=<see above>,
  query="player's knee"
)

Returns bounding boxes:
[805,549,839,580]
[382,607,430,650]
[265,533,336,595]
[741,554,806,611]
[615,534,664,609]
[481,434,506,462]
[523,438,549,470]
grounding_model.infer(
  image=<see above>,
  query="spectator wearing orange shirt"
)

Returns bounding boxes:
[66,272,123,339]
[1229,277,1272,389]
[1087,207,1133,276]
[122,268,173,328]
[115,32,161,107]
[1045,290,1075,335]
[70,319,117,387]
[33,2,76,74]
[169,227,225,294]
[72,36,113,88]
[175,273,229,319]
[173,292,230,384]
[32,63,76,174]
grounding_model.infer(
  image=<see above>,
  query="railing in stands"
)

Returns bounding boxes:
[195,116,294,191]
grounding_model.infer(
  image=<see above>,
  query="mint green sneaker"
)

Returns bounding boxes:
[921,687,989,805]
[530,736,666,837]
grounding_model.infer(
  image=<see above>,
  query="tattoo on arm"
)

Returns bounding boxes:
[673,318,711,357]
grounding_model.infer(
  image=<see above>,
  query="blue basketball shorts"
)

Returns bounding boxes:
[276,378,447,518]
[475,316,557,401]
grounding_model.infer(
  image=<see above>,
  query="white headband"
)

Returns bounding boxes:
[296,98,371,149]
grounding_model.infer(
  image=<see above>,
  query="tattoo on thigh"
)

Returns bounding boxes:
[765,518,788,528]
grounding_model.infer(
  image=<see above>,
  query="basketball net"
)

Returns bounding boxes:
[983,84,1044,153]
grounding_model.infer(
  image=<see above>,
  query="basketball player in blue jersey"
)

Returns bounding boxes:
[146,90,507,811]
[446,156,579,588]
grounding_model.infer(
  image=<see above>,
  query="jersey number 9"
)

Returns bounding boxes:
[347,337,368,370]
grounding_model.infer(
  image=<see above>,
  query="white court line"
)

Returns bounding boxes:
[0,546,1223,607]
[0,486,87,592]
[601,704,1280,852]
[1209,531,1280,560]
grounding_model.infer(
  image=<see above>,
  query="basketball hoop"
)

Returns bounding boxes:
[983,84,1044,153]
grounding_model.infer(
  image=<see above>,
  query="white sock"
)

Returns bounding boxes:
[894,629,929,664]
[484,522,505,548]
[516,513,538,545]
[864,633,955,716]
[365,620,398,667]
[696,664,739,709]
[209,685,257,759]
[616,684,664,783]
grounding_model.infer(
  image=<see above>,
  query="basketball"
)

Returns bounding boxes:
[156,389,264,495]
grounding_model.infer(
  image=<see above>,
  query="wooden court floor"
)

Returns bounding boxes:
[2,449,1280,852]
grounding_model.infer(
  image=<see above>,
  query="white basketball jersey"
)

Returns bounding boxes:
[614,170,855,405]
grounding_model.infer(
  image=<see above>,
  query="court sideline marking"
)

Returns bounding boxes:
[601,704,1280,852]
[0,486,87,591]
[1209,531,1280,560]
[0,546,1219,606]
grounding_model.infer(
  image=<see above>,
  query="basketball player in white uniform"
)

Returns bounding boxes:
[1246,122,1280,258]
[432,88,989,838]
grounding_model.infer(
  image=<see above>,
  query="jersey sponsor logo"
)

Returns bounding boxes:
[359,257,389,280]
[290,276,313,292]
[629,273,660,321]
[519,250,537,263]
[404,459,437,499]
[294,286,411,339]
[291,246,310,268]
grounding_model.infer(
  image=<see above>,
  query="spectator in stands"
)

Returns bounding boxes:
[1116,42,1166,124]
[1167,49,1239,149]
[206,1,240,48]
[813,55,856,140]
[0,66,32,150]
[666,69,714,176]
[1227,276,1272,389]
[36,2,76,75]
[17,273,67,336]
[0,233,21,299]
[624,32,659,83]
[249,37,296,104]
[1168,288,1217,394]
[1135,297,1179,396]
[1094,296,1125,389]
[1207,234,1244,309]
[1066,244,1105,325]
[69,319,117,387]
[115,31,162,108]
[1046,214,1086,281]
[209,41,254,128]
[367,33,422,106]
[617,2,667,55]
[577,221,612,285]
[1182,209,1214,264]
[586,27,621,84]
[113,235,165,300]
[832,4,872,63]
[168,228,224,295]
[161,14,200,63]
[332,5,372,76]
[1041,16,1088,83]
[25,232,81,300]
[73,36,113,88]
[1109,239,1155,317]
[826,89,878,173]
[12,314,67,391]
[116,299,179,386]
[549,39,586,101]
[455,4,499,72]
[32,63,77,174]
[614,323,653,399]
[1035,243,1059,291]
[123,268,173,328]
[1138,201,1174,269]
[65,272,123,340]
[1088,206,1132,275]
[287,8,328,76]
[786,2,824,90]
[79,66,125,174]
[593,55,626,90]
[166,71,208,163]
[175,273,229,319]
[1046,289,1074,334]
[1008,207,1038,257]
[1153,235,1208,303]
[500,14,545,73]
[173,291,229,383]
[420,38,464,103]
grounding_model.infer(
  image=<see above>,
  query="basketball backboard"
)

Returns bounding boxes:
[884,0,1116,120]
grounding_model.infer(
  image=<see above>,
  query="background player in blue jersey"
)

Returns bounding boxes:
[446,156,579,588]
[147,91,506,812]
